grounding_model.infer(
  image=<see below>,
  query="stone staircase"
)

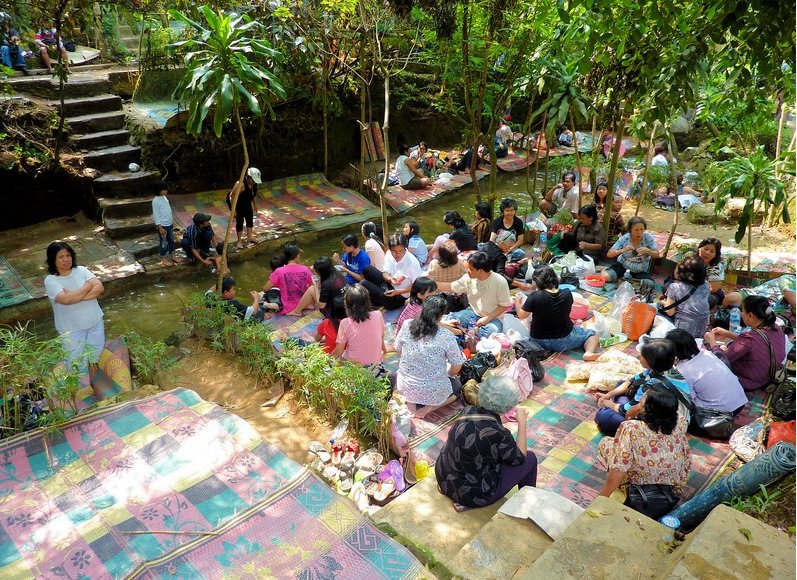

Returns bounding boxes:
[47,71,160,259]
[117,23,140,60]
[374,473,795,579]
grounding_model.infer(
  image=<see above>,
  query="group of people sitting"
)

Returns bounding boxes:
[204,179,793,520]
[1,12,72,75]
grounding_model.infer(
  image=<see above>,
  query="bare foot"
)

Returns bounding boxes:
[583,352,600,362]
[160,259,174,267]
[285,309,304,317]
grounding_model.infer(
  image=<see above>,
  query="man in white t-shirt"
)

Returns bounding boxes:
[359,232,422,310]
[541,171,580,218]
[396,143,432,190]
[436,251,511,338]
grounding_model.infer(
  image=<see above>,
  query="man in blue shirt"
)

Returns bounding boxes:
[333,233,371,284]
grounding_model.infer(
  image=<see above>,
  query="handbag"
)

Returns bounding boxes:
[621,301,657,341]
[755,329,791,393]
[690,407,735,440]
[559,266,579,288]
[624,483,678,520]
[459,352,498,384]
[729,417,769,462]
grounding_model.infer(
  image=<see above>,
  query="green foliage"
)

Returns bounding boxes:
[169,5,286,138]
[710,146,790,243]
[124,331,178,386]
[0,325,82,437]
[101,6,129,62]
[726,484,784,516]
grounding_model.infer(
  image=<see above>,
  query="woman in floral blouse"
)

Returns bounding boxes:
[598,385,691,518]
[436,375,537,508]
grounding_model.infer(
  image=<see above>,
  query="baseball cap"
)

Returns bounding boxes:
[192,212,212,225]
[247,167,262,184]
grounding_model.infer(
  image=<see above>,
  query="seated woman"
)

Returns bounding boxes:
[490,197,526,261]
[403,221,429,265]
[428,241,467,284]
[396,144,433,190]
[331,284,386,366]
[696,238,726,309]
[666,329,748,439]
[558,205,605,262]
[600,216,660,282]
[395,295,465,418]
[361,221,386,271]
[436,376,536,508]
[514,265,600,361]
[444,210,478,251]
[658,256,710,338]
[313,257,346,320]
[598,385,691,520]
[595,338,691,436]
[704,295,786,391]
[263,243,315,316]
[471,202,493,245]
[359,232,422,310]
[396,277,437,333]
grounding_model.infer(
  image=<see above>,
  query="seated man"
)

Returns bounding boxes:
[1,13,28,74]
[493,136,509,159]
[396,143,432,190]
[496,119,514,145]
[540,171,579,219]
[435,251,511,339]
[181,212,223,272]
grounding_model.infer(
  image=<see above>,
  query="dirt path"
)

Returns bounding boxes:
[166,338,328,465]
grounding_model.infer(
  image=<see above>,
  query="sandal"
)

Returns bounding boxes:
[378,459,406,493]
[402,450,418,485]
[330,441,345,466]
[349,481,371,511]
[354,449,383,476]
[308,441,331,463]
[371,478,396,505]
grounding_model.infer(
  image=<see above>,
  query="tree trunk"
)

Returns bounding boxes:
[530,113,546,206]
[322,42,329,177]
[662,128,682,259]
[359,43,366,195]
[635,120,659,217]
[768,103,789,226]
[470,135,482,203]
[219,109,249,292]
[569,112,583,209]
[601,118,626,234]
[52,13,68,166]
[378,74,390,243]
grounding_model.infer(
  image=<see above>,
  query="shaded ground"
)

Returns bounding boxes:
[167,338,327,465]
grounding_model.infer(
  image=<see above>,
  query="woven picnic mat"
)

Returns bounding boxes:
[382,169,489,214]
[0,388,424,579]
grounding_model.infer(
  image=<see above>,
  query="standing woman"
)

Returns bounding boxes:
[361,221,386,271]
[44,242,105,368]
[229,167,261,249]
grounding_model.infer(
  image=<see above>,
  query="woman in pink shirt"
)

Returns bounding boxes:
[331,284,386,365]
[263,243,315,316]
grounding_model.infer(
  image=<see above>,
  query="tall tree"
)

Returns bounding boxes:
[170,5,285,289]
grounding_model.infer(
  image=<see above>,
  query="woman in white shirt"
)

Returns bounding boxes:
[44,241,105,368]
[361,221,386,270]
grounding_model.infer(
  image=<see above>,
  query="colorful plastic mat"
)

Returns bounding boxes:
[0,388,424,579]
[171,173,379,239]
[382,169,490,214]
[0,255,33,308]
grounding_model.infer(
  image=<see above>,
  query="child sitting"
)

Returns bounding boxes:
[396,277,437,333]
[594,339,691,436]
[206,276,279,322]
[403,221,428,265]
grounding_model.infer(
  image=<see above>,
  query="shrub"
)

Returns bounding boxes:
[124,331,179,386]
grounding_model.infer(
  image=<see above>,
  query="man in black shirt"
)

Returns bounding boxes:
[1,13,28,74]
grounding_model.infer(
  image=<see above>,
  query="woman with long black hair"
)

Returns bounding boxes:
[395,295,464,418]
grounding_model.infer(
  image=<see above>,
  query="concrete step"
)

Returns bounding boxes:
[65,110,126,134]
[659,504,795,579]
[449,511,552,579]
[7,76,111,98]
[83,144,140,172]
[120,36,140,50]
[73,129,130,150]
[92,170,160,197]
[372,470,507,570]
[521,496,672,579]
[115,232,162,260]
[104,214,154,239]
[55,94,122,117]
[98,196,153,219]
[117,24,135,37]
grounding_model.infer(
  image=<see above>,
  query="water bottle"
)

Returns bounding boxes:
[659,515,680,543]
[623,270,632,282]
[729,307,742,334]
[539,231,547,246]
[329,418,349,446]
[466,322,478,352]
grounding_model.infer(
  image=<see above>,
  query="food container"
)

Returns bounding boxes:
[585,274,605,288]
[570,293,590,321]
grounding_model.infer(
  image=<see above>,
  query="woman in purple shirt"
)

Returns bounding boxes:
[704,296,786,391]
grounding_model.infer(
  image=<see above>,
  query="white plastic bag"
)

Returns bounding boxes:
[573,254,596,277]
[610,281,636,320]
[502,313,530,340]
[650,315,676,338]
[589,311,611,338]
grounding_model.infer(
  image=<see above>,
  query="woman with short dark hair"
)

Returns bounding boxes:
[658,256,710,338]
[514,265,600,360]
[559,204,605,261]
[263,243,315,316]
[444,210,478,251]
[601,216,660,281]
[598,385,691,519]
[44,241,105,367]
[395,295,464,418]
[471,202,493,244]
[489,197,526,260]
[704,295,786,391]
[696,237,726,308]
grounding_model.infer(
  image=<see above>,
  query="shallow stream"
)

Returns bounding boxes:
[29,172,543,341]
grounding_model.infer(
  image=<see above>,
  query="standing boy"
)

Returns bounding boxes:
[152,181,176,267]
